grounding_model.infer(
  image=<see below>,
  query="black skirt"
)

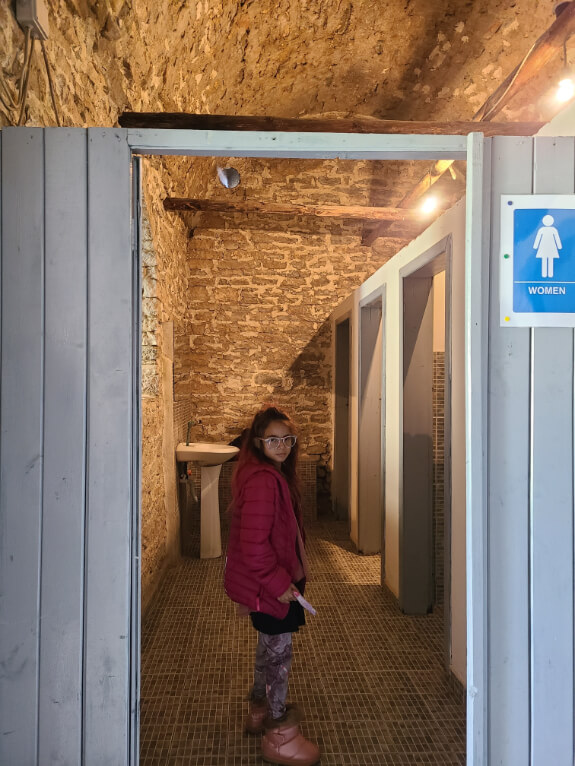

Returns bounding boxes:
[250,579,306,635]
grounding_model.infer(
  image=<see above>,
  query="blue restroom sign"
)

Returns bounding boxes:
[500,195,575,327]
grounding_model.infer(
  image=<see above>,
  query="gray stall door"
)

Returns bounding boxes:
[0,128,138,766]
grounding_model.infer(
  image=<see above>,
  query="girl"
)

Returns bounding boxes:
[224,406,320,766]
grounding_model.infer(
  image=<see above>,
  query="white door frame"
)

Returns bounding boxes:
[128,127,485,766]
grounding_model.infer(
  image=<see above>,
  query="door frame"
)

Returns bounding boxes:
[128,128,485,766]
[399,237,453,649]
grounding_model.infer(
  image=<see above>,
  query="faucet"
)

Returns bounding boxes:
[186,418,206,445]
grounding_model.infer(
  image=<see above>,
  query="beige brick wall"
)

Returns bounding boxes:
[140,161,196,606]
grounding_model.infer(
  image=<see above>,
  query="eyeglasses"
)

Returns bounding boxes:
[258,435,297,450]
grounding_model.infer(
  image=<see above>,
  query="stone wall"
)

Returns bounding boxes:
[0,1,560,131]
[140,163,194,607]
[169,156,408,458]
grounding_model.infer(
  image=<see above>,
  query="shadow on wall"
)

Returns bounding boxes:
[271,318,333,515]
[371,3,478,121]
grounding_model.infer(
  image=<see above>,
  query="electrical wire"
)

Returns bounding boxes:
[17,37,36,126]
[40,38,61,126]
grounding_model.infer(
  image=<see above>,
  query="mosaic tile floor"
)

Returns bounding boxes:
[140,518,466,765]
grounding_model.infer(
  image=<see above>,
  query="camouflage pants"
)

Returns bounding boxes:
[251,631,293,719]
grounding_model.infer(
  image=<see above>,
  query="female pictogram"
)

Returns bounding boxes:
[533,214,562,278]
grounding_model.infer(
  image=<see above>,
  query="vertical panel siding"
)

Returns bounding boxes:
[530,137,575,765]
[38,129,88,764]
[488,136,533,766]
[0,128,45,766]
[488,136,575,765]
[1,128,134,764]
[83,129,133,765]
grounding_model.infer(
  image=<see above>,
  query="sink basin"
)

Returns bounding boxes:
[176,442,239,466]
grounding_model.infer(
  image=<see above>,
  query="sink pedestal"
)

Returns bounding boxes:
[175,442,239,560]
[200,464,223,558]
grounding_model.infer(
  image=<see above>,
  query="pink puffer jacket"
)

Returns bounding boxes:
[224,461,302,619]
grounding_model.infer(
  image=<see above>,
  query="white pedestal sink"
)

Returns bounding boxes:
[176,442,239,559]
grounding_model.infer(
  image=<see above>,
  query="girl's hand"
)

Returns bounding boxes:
[278,584,298,603]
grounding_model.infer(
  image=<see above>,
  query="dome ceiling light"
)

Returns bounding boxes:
[217,166,241,189]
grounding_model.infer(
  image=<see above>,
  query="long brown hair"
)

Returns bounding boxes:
[232,406,303,530]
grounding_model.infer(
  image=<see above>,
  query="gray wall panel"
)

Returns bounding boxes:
[38,129,88,764]
[358,302,383,554]
[0,128,45,766]
[530,136,575,766]
[488,136,533,766]
[83,129,133,765]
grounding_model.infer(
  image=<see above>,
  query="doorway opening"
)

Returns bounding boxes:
[333,316,351,523]
[400,241,452,654]
[133,138,470,766]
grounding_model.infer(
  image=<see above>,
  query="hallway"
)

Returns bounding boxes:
[140,519,466,765]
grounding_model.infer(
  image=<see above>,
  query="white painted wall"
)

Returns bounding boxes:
[332,198,467,683]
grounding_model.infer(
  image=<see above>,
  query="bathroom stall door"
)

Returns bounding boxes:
[358,298,384,555]
[333,318,351,521]
[0,128,139,765]
[401,273,434,614]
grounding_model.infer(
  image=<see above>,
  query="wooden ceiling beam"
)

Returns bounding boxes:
[120,112,542,137]
[164,196,426,222]
[477,1,575,121]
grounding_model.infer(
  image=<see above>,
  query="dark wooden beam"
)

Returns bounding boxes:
[476,0,575,121]
[120,112,543,137]
[363,2,575,246]
[164,197,426,222]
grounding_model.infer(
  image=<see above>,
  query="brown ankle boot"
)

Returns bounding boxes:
[261,708,320,766]
[245,696,268,734]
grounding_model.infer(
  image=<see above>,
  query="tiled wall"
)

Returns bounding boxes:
[173,399,197,445]
[433,351,445,606]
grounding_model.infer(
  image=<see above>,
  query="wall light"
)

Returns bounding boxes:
[556,40,575,103]
[556,76,575,102]
[421,196,439,215]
